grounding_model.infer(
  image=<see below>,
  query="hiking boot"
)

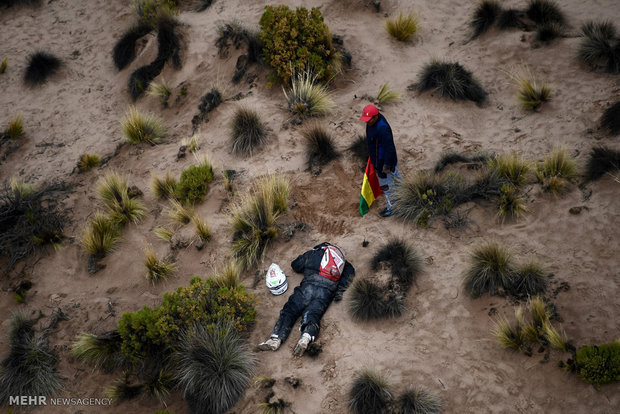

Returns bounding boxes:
[258,337,281,351]
[378,208,394,217]
[293,333,312,357]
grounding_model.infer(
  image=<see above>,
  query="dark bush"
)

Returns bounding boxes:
[176,324,254,414]
[574,341,620,385]
[349,135,368,167]
[349,368,391,414]
[397,385,442,414]
[0,181,67,273]
[348,279,385,321]
[526,0,564,26]
[416,60,487,104]
[1,0,41,7]
[302,124,340,173]
[259,5,338,84]
[113,24,153,70]
[601,101,620,135]
[371,239,422,289]
[117,277,257,362]
[175,163,215,204]
[0,313,61,404]
[128,59,166,101]
[585,146,620,181]
[157,18,182,68]
[535,22,563,42]
[498,9,524,30]
[509,262,549,298]
[463,242,515,297]
[392,172,462,227]
[470,0,501,39]
[434,151,471,172]
[230,107,267,156]
[24,51,62,85]
[578,22,620,74]
[71,331,126,372]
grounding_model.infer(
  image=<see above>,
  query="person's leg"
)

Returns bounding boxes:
[294,287,333,356]
[378,166,401,214]
[259,285,309,351]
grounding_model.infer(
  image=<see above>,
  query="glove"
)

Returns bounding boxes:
[334,292,343,302]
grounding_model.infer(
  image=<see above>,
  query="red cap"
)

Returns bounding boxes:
[360,104,379,122]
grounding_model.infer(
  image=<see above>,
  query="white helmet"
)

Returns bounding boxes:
[266,263,288,295]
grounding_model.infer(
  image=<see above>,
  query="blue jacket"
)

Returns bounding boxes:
[366,114,397,177]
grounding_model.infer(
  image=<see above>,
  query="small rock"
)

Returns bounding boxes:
[106,287,117,294]
[569,206,588,215]
[284,376,301,388]
[488,307,498,316]
[128,185,143,198]
[332,34,344,45]
[177,145,187,160]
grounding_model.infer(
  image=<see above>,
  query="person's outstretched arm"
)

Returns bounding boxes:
[291,250,313,274]
[334,262,355,301]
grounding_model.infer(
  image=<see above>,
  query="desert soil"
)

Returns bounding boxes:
[0,0,619,413]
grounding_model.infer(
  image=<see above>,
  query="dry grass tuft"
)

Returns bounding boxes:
[78,153,101,172]
[283,70,334,118]
[6,114,24,139]
[463,242,515,297]
[151,170,178,199]
[121,106,166,145]
[144,245,176,283]
[376,83,401,104]
[385,12,418,41]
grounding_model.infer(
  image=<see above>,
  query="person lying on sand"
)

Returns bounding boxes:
[258,242,355,356]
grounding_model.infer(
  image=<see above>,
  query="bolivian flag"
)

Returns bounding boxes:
[360,157,383,216]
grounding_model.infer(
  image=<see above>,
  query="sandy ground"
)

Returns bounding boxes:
[0,0,619,413]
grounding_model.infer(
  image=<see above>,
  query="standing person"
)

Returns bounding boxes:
[258,242,355,357]
[360,104,402,217]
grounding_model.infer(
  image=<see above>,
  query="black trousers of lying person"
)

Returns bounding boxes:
[259,242,355,356]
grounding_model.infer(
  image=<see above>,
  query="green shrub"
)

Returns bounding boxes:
[117,277,256,362]
[134,0,178,27]
[0,58,7,74]
[259,5,338,84]
[385,12,418,42]
[175,162,215,204]
[575,341,620,385]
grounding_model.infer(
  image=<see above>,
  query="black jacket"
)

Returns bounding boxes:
[290,243,355,296]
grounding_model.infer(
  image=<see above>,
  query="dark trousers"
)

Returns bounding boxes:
[271,282,334,342]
